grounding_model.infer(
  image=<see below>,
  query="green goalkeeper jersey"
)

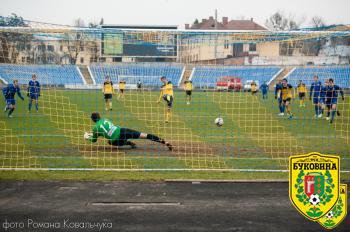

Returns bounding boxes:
[89,118,121,142]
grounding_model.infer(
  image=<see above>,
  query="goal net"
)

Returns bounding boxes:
[0,26,349,172]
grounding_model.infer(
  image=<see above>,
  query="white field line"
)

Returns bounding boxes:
[0,168,350,173]
[34,156,350,160]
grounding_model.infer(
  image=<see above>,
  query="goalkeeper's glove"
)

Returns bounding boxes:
[84,132,92,140]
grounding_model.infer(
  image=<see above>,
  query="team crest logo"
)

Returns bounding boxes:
[289,152,340,221]
[318,184,347,229]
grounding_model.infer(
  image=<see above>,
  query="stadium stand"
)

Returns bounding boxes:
[0,64,85,85]
[286,66,350,88]
[190,66,283,88]
[89,63,185,86]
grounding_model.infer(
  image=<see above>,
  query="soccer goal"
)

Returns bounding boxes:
[0,26,349,173]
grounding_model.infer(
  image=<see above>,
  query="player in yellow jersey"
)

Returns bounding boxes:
[184,80,193,105]
[118,80,126,99]
[280,78,294,119]
[251,81,258,96]
[102,76,114,111]
[157,76,173,123]
[297,80,307,107]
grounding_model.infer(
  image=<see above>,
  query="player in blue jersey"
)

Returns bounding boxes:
[325,79,344,123]
[275,80,285,115]
[324,79,340,121]
[309,75,323,118]
[260,82,269,99]
[2,80,24,118]
[318,80,328,118]
[27,74,41,112]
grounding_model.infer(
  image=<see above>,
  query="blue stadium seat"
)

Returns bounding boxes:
[286,66,350,88]
[89,63,184,86]
[0,64,84,85]
[191,66,282,88]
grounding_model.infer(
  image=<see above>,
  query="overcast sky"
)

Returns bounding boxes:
[1,0,350,28]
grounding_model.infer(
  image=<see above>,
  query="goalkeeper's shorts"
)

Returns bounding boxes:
[109,128,141,146]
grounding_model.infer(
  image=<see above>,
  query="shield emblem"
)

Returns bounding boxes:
[289,152,339,221]
[304,174,325,197]
[318,184,348,229]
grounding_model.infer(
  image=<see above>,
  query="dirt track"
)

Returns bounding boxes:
[0,180,349,232]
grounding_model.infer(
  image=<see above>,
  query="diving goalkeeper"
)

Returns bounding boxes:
[85,112,173,150]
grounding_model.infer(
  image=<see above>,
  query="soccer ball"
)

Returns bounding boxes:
[214,117,224,127]
[84,132,93,139]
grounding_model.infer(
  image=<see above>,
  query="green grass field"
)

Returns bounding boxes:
[1,89,349,180]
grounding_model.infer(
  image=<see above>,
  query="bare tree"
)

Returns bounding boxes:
[0,13,29,63]
[310,16,326,29]
[88,20,99,28]
[265,11,304,31]
[61,32,85,64]
[73,18,85,27]
[62,18,87,64]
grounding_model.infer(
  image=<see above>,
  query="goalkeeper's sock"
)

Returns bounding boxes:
[146,134,172,150]
[8,108,14,117]
[35,103,39,111]
[147,134,165,144]
[28,102,32,111]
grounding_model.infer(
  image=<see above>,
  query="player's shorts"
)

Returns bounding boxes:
[119,89,124,93]
[313,96,320,104]
[251,90,258,95]
[186,90,192,96]
[109,128,141,146]
[319,97,325,104]
[30,94,39,100]
[327,98,338,105]
[283,98,291,104]
[6,99,15,106]
[104,94,112,100]
[163,94,173,108]
[298,93,305,99]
